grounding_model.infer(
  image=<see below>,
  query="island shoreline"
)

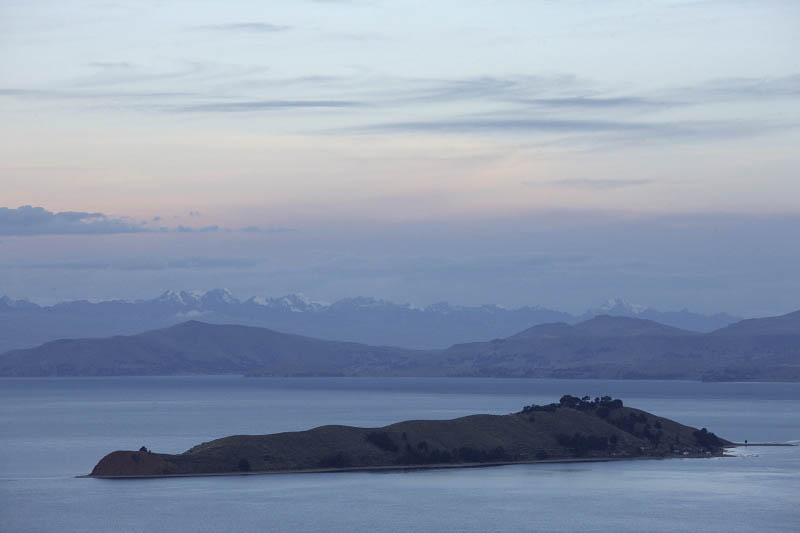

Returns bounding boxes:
[80,450,745,480]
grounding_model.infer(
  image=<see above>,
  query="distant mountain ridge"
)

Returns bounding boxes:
[0,290,740,353]
[0,321,411,377]
[2,311,798,381]
[427,314,800,381]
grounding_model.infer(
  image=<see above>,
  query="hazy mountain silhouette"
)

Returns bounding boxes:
[0,321,413,377]
[709,309,800,336]
[0,291,739,353]
[2,311,797,381]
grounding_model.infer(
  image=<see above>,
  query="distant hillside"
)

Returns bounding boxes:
[576,298,740,333]
[0,321,413,377]
[2,312,798,381]
[0,291,739,352]
[88,396,730,477]
[511,315,694,340]
[422,313,800,381]
[710,309,800,336]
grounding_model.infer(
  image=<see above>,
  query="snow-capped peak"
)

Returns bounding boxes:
[330,296,398,310]
[155,290,201,306]
[593,298,648,315]
[154,289,237,307]
[249,293,328,312]
[201,288,237,305]
[0,295,39,309]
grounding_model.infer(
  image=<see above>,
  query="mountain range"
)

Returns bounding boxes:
[2,310,798,381]
[0,290,740,353]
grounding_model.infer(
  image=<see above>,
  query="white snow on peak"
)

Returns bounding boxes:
[250,293,328,312]
[155,289,230,307]
[282,294,316,312]
[595,297,648,315]
[157,290,195,305]
[202,288,236,304]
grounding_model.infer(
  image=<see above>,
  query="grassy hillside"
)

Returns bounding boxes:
[88,396,729,477]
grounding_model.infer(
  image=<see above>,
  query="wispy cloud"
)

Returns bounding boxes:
[525,178,654,189]
[175,225,220,233]
[355,118,660,134]
[352,116,793,145]
[194,22,291,33]
[395,75,583,104]
[175,100,361,112]
[87,61,136,70]
[0,88,195,100]
[11,257,264,271]
[0,206,290,236]
[521,96,673,109]
[241,225,296,233]
[0,206,145,236]
[673,73,800,102]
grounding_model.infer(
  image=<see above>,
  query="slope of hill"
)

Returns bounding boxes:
[577,298,739,332]
[0,321,414,377]
[709,309,800,336]
[2,311,798,380]
[87,396,730,477]
[0,291,739,352]
[512,315,697,340]
[423,314,800,381]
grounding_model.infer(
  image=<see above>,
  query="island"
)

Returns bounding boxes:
[87,396,730,478]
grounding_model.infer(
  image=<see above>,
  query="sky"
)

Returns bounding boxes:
[1,0,799,315]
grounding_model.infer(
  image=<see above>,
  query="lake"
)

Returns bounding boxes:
[1,377,798,532]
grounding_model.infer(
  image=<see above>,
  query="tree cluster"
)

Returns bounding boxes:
[693,428,724,450]
[317,452,351,468]
[365,431,399,452]
[521,395,624,416]
[555,432,611,457]
[396,442,510,466]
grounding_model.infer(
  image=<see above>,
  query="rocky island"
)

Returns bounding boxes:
[87,396,730,478]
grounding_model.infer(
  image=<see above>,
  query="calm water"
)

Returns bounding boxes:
[1,377,799,532]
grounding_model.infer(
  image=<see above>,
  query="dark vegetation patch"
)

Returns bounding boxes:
[365,431,398,452]
[606,411,663,445]
[693,428,724,449]
[521,394,624,416]
[556,432,610,457]
[317,452,351,468]
[396,443,510,465]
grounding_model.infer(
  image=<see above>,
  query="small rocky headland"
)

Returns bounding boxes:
[88,396,730,478]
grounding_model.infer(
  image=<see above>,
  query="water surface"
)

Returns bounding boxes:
[1,377,798,532]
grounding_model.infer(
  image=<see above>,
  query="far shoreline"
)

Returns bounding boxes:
[4,375,800,384]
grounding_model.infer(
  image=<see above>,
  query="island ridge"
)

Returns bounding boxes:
[88,396,730,478]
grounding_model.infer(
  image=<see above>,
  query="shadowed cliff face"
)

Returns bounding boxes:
[88,398,730,478]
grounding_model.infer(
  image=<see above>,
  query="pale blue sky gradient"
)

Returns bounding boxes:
[1,1,799,313]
